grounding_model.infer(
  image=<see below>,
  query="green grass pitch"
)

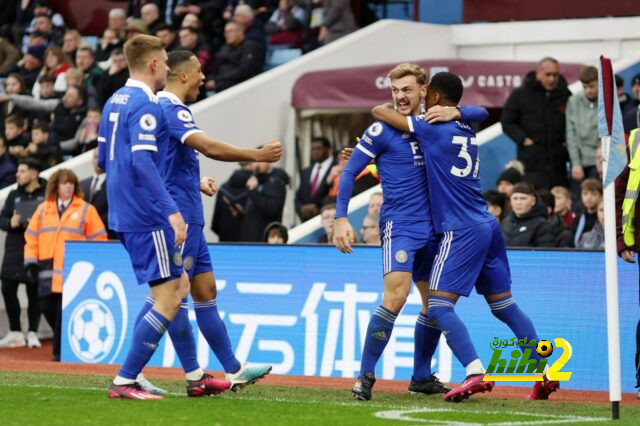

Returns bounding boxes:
[1,371,638,425]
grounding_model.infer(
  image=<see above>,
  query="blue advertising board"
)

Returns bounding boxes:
[61,242,639,392]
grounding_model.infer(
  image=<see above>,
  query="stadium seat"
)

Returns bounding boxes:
[264,48,303,70]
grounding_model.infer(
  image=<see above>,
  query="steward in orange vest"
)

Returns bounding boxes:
[24,171,107,296]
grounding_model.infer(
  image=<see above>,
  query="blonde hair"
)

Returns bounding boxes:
[550,186,571,199]
[124,34,164,73]
[388,63,427,85]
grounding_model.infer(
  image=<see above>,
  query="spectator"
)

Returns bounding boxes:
[264,221,288,243]
[576,199,604,250]
[80,148,114,239]
[319,0,357,45]
[24,169,107,361]
[5,115,29,163]
[15,44,45,91]
[0,37,21,76]
[32,45,70,98]
[551,185,574,228]
[265,0,305,48]
[368,191,383,216]
[500,181,554,247]
[0,158,45,349]
[501,57,572,189]
[97,48,129,105]
[239,158,289,242]
[318,202,336,243]
[496,166,523,199]
[233,4,267,51]
[623,73,640,134]
[74,46,104,91]
[0,75,60,129]
[96,28,124,63]
[125,19,149,39]
[31,14,63,48]
[327,151,380,199]
[25,122,60,168]
[0,138,17,188]
[361,212,380,245]
[572,177,602,247]
[566,65,599,200]
[53,85,88,156]
[483,189,507,223]
[0,2,16,40]
[206,21,265,92]
[617,74,636,134]
[211,163,253,241]
[295,136,334,221]
[0,74,29,134]
[182,13,202,31]
[141,2,165,35]
[75,106,101,153]
[178,26,212,75]
[537,189,572,248]
[108,8,127,33]
[154,24,178,52]
[62,29,82,63]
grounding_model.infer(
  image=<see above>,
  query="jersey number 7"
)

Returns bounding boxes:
[450,136,479,178]
[109,112,120,161]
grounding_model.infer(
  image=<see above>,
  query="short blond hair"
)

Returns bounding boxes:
[550,186,571,199]
[388,63,427,85]
[124,34,164,72]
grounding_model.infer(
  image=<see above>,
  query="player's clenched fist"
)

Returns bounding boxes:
[333,217,354,254]
[200,176,217,196]
[259,140,282,162]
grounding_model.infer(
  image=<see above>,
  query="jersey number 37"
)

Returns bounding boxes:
[450,136,479,178]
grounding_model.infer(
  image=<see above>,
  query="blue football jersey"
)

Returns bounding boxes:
[98,79,172,232]
[157,91,205,226]
[407,116,494,234]
[356,121,429,222]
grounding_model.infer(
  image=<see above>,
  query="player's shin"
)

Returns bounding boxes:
[413,311,441,381]
[360,305,397,376]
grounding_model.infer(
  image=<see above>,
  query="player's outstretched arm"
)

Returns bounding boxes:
[424,105,488,123]
[185,132,282,163]
[371,103,411,132]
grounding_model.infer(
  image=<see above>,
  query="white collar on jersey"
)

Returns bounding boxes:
[125,79,156,101]
[157,90,185,106]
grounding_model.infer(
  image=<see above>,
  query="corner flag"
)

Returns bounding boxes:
[598,55,625,420]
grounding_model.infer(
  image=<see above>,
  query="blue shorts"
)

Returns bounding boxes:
[181,224,213,279]
[380,220,438,282]
[429,220,511,297]
[119,227,183,285]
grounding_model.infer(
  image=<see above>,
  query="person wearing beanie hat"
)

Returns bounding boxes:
[15,44,45,91]
[500,181,554,247]
[26,44,46,63]
[496,167,523,199]
[264,222,289,244]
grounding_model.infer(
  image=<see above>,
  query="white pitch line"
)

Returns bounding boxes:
[373,408,608,425]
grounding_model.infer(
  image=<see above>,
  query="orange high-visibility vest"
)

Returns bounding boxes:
[24,195,107,294]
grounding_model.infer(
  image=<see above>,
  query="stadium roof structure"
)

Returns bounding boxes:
[292,59,583,110]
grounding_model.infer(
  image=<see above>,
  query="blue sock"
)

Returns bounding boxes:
[360,305,396,376]
[193,299,241,373]
[167,298,200,374]
[489,295,542,363]
[118,309,169,380]
[426,296,479,368]
[413,311,441,381]
[133,297,154,329]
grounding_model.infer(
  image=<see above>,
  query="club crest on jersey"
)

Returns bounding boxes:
[139,113,157,131]
[395,250,408,263]
[173,252,183,266]
[177,110,193,122]
[367,122,383,137]
[183,256,194,271]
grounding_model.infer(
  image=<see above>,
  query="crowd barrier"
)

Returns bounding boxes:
[61,242,639,392]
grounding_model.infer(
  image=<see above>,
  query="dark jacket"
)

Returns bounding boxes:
[500,200,554,247]
[80,174,116,239]
[211,39,265,92]
[0,177,46,281]
[211,168,253,242]
[240,168,289,242]
[295,158,335,219]
[571,206,597,248]
[548,212,572,248]
[0,152,16,189]
[98,67,129,106]
[52,103,86,154]
[501,71,572,188]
